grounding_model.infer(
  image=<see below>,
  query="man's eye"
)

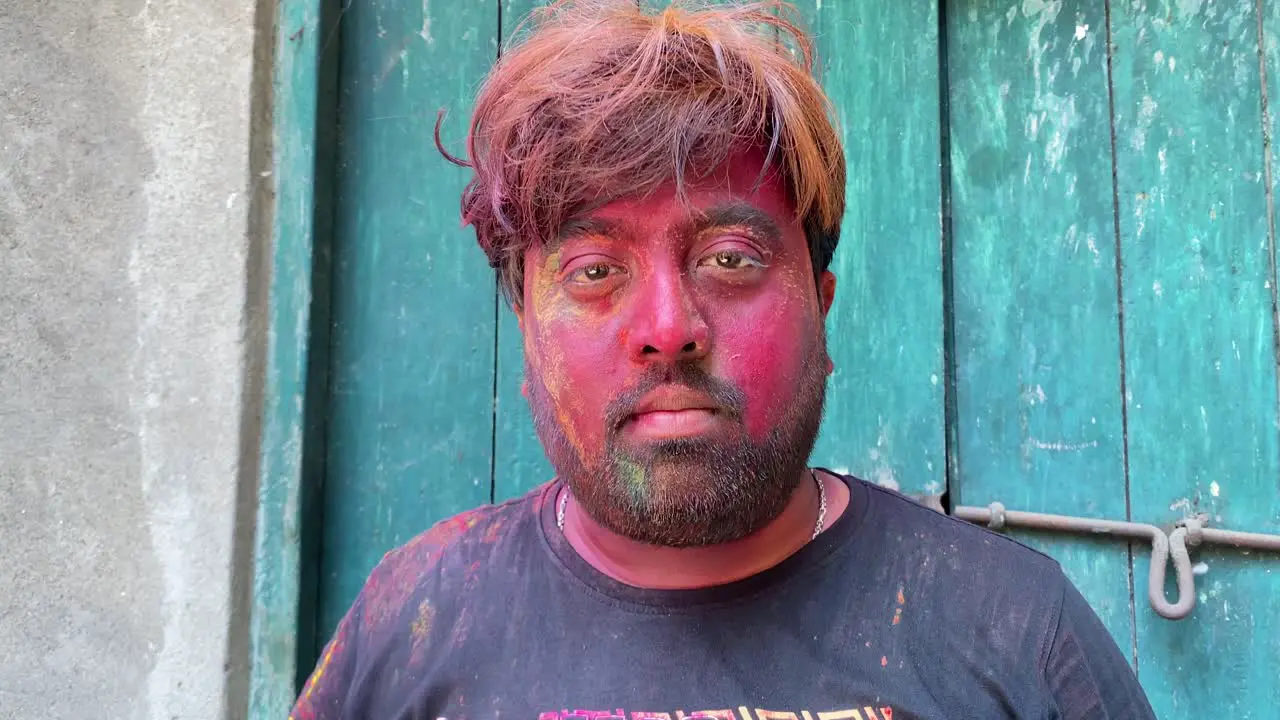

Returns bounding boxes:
[701,250,764,270]
[568,263,622,283]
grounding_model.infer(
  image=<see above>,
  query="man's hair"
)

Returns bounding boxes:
[438,0,846,303]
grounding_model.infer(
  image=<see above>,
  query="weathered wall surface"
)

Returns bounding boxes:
[1,1,265,718]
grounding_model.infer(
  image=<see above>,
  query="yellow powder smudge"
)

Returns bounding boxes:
[412,598,435,640]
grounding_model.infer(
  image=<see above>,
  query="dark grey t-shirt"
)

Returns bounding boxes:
[290,474,1155,720]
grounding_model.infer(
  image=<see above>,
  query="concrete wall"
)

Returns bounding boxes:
[1,1,268,718]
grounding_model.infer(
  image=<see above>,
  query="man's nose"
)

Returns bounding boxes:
[627,270,710,364]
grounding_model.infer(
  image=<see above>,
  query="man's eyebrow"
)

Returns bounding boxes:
[550,216,625,252]
[688,203,783,244]
[549,203,783,252]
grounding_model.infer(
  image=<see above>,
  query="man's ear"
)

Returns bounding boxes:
[818,270,836,317]
[513,301,530,397]
[818,271,837,375]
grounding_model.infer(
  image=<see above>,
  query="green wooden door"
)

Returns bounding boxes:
[945,1,1280,715]
[303,1,1280,716]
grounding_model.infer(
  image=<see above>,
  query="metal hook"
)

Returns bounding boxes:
[1147,524,1196,620]
[951,502,1280,620]
[952,504,1203,619]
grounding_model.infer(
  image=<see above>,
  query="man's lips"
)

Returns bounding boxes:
[623,386,723,439]
[631,385,720,414]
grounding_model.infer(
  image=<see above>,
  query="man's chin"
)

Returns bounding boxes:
[579,454,802,547]
[621,461,728,505]
[597,493,786,548]
[610,430,738,463]
[608,441,743,499]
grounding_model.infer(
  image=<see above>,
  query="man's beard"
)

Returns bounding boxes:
[526,346,828,548]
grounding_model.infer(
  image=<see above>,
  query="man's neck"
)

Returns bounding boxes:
[560,469,851,590]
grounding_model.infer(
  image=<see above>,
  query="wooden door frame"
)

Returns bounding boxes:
[248,0,339,715]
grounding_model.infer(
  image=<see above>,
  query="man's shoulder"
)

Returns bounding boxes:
[839,478,1143,714]
[849,476,1069,619]
[351,484,549,633]
[849,477,1071,666]
[861,480,1058,561]
[376,483,548,575]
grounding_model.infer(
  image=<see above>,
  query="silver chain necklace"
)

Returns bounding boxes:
[556,470,828,540]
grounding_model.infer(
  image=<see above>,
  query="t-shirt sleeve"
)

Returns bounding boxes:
[288,596,363,720]
[1042,576,1157,720]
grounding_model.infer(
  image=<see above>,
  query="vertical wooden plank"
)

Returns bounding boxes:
[1267,0,1280,427]
[797,0,947,498]
[1112,0,1280,714]
[492,0,555,503]
[317,0,500,639]
[250,0,334,714]
[946,0,1136,653]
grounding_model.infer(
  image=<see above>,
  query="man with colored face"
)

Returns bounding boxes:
[291,2,1156,719]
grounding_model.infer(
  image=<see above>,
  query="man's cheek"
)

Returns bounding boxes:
[531,321,619,453]
[538,317,614,386]
[718,325,810,436]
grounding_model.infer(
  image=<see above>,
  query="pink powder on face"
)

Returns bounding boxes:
[521,149,828,470]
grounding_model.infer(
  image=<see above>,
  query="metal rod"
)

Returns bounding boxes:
[1182,519,1280,552]
[953,503,1158,539]
[951,503,1280,621]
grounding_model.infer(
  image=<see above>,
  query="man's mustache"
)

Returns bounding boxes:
[604,364,746,432]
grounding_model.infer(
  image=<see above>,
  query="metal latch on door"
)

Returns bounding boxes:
[950,503,1280,620]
